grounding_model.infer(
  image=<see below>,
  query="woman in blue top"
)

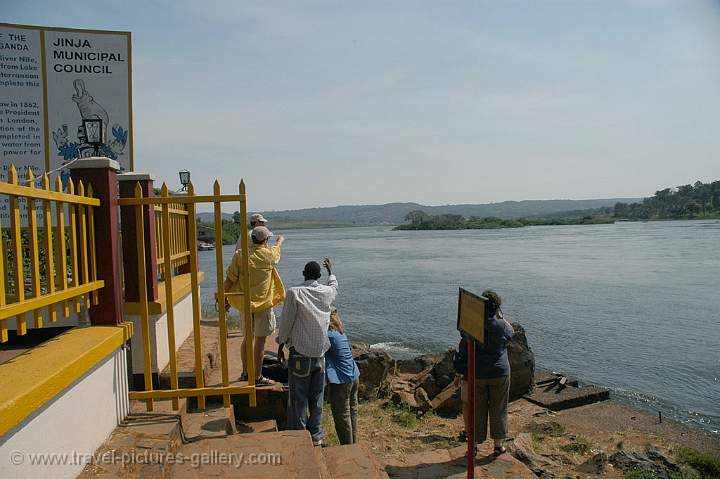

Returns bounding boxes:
[453,290,514,456]
[325,309,361,445]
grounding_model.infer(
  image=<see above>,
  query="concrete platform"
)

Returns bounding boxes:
[524,381,610,411]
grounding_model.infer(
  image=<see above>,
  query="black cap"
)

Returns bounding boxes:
[303,261,322,280]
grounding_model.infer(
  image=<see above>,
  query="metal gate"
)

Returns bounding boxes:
[118,179,256,411]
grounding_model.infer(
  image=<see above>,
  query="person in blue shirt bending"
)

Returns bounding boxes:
[325,309,361,445]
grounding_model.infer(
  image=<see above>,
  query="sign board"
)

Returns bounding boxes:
[457,288,486,343]
[0,22,133,221]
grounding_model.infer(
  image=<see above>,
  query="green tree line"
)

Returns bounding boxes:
[394,210,613,230]
[196,211,244,245]
[613,180,720,220]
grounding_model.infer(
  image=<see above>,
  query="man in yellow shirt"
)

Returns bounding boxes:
[224,226,285,386]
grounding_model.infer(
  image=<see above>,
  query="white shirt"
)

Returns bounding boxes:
[278,275,338,358]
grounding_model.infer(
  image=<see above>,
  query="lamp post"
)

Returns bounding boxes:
[179,169,190,191]
[82,118,104,156]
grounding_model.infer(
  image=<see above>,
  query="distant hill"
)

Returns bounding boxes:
[195,198,640,228]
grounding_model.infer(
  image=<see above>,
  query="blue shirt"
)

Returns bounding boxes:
[325,330,360,385]
[453,316,514,379]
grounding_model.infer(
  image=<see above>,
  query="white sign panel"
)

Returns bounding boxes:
[0,23,133,222]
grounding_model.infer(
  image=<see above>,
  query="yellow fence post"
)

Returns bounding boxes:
[186,182,206,409]
[26,169,43,329]
[213,180,231,408]
[160,184,180,410]
[67,179,81,313]
[8,166,27,336]
[41,174,57,323]
[77,181,90,310]
[238,180,256,406]
[134,183,154,411]
[0,198,6,342]
[54,177,70,318]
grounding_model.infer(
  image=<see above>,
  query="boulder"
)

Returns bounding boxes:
[417,349,455,398]
[509,323,535,399]
[354,349,393,400]
[429,382,462,415]
[510,432,557,479]
[609,450,678,479]
[577,452,609,475]
[396,354,440,374]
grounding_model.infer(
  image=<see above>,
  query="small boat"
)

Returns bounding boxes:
[197,241,215,251]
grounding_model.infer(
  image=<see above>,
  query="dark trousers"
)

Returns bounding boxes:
[471,375,510,442]
[287,349,325,443]
[327,379,359,445]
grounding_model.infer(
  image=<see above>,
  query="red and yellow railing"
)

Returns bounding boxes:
[0,165,103,343]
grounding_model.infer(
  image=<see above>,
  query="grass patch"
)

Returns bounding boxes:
[677,447,720,479]
[624,471,658,479]
[560,436,592,455]
[321,403,340,446]
[528,421,565,438]
[386,403,422,428]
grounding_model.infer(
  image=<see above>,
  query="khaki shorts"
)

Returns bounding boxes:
[237,308,276,337]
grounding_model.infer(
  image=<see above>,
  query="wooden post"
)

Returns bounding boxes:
[68,157,122,326]
[118,173,159,303]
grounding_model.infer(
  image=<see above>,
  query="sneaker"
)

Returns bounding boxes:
[312,439,323,447]
[239,371,248,382]
[255,376,276,387]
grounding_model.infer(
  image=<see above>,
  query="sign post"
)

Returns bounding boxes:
[457,288,487,479]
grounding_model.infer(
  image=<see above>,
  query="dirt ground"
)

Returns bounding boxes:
[321,397,720,477]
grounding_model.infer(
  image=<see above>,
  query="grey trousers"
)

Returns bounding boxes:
[327,379,359,445]
[464,375,510,442]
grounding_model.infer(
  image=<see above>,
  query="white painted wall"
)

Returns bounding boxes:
[0,346,129,479]
[125,292,194,374]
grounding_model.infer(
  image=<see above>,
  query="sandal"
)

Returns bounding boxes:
[255,376,276,387]
[493,446,507,456]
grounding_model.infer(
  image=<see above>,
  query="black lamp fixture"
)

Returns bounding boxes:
[82,118,104,155]
[179,169,190,191]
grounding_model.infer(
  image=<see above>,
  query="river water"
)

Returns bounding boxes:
[199,220,720,434]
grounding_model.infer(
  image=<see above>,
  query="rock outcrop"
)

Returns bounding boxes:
[383,322,535,415]
[353,348,393,400]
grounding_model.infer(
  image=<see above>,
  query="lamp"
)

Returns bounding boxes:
[82,118,103,155]
[179,170,190,191]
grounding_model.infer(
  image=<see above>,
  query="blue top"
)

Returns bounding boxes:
[453,316,514,379]
[325,330,360,384]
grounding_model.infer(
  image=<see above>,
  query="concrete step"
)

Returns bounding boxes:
[322,443,390,479]
[170,430,327,478]
[181,405,236,442]
[235,418,279,434]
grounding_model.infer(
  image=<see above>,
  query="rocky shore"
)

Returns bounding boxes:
[346,323,720,478]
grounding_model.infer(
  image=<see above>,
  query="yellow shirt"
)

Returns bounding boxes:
[225,244,285,313]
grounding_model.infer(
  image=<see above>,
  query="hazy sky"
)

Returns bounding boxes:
[5,1,720,211]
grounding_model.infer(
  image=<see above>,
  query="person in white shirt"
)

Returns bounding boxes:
[277,258,337,447]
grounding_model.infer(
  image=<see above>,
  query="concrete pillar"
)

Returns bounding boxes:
[68,157,123,326]
[118,173,159,302]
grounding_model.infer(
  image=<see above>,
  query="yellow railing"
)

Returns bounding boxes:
[0,165,103,343]
[118,180,256,412]
[153,185,190,281]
